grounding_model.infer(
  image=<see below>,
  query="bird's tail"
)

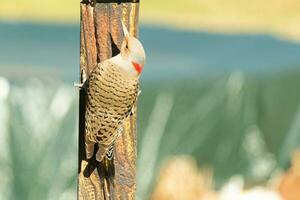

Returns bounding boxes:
[97,146,115,199]
[101,146,115,181]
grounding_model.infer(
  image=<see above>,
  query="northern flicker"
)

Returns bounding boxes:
[78,21,145,180]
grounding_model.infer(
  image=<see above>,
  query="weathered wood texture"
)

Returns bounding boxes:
[78,1,140,199]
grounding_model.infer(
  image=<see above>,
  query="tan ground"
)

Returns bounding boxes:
[1,1,300,41]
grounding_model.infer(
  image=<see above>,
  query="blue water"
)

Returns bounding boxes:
[0,22,300,82]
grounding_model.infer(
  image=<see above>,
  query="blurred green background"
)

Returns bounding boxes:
[0,1,300,200]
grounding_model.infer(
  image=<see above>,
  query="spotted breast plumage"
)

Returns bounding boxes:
[85,60,139,161]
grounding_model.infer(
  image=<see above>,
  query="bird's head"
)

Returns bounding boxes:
[120,22,145,76]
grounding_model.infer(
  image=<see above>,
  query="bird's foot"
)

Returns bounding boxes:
[74,81,87,91]
[74,82,84,88]
[75,69,88,90]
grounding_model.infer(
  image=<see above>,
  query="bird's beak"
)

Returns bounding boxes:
[121,21,130,37]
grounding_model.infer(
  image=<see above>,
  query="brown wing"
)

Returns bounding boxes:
[85,60,139,147]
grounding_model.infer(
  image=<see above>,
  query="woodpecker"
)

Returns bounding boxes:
[79,21,145,183]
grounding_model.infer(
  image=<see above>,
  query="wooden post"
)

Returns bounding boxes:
[78,0,139,199]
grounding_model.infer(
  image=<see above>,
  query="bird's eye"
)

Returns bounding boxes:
[125,44,128,49]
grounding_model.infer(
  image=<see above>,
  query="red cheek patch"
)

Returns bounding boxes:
[132,61,142,74]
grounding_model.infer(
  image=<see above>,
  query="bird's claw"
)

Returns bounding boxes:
[74,82,83,88]
[74,81,87,91]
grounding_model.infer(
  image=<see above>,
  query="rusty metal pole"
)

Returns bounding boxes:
[78,0,140,199]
